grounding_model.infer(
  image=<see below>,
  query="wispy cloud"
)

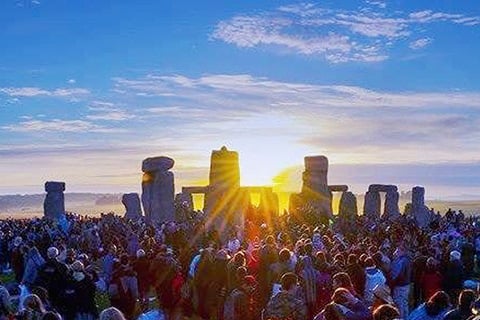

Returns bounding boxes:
[0,87,89,98]
[2,119,122,133]
[409,37,432,50]
[86,101,135,121]
[112,73,480,164]
[212,3,479,62]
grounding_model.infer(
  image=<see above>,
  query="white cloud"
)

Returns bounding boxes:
[365,0,386,9]
[409,38,432,50]
[110,73,480,165]
[0,87,89,98]
[212,3,479,63]
[67,79,76,84]
[2,119,122,133]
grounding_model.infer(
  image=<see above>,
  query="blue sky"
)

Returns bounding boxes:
[1,0,480,199]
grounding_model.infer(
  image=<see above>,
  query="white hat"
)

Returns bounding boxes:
[47,247,59,259]
[450,250,461,261]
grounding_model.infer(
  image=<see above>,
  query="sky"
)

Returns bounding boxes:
[1,0,480,200]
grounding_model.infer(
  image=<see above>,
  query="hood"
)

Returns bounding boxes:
[365,267,381,277]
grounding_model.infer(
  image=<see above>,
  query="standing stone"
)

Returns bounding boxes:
[141,156,175,223]
[384,191,400,220]
[44,181,66,220]
[259,189,279,219]
[364,191,381,219]
[339,191,358,219]
[122,193,142,220]
[204,146,244,231]
[412,186,431,228]
[302,156,332,219]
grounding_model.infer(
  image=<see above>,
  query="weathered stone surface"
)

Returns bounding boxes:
[384,191,400,220]
[368,184,398,193]
[339,191,357,218]
[258,188,279,218]
[364,191,381,219]
[329,185,348,193]
[45,181,65,192]
[304,156,328,173]
[141,159,175,223]
[412,186,431,228]
[142,156,174,173]
[44,181,66,220]
[209,146,240,190]
[122,193,142,220]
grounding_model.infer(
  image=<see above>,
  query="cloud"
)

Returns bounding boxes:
[2,119,122,133]
[86,101,135,121]
[212,3,479,63]
[409,38,432,50]
[0,87,89,98]
[365,0,386,9]
[67,79,76,84]
[111,73,480,165]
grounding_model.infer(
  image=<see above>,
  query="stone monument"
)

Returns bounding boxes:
[339,191,358,219]
[412,186,431,228]
[204,146,248,230]
[141,156,175,223]
[122,193,142,220]
[363,184,400,220]
[44,181,66,220]
[289,156,332,225]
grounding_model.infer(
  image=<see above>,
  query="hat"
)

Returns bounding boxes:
[13,236,22,247]
[373,284,394,305]
[47,247,59,259]
[450,250,461,261]
[136,249,146,258]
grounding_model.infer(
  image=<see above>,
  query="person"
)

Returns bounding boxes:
[443,289,476,320]
[363,257,386,307]
[36,247,69,310]
[346,254,366,298]
[110,254,138,319]
[332,273,357,297]
[444,250,465,303]
[133,249,150,310]
[298,256,321,319]
[263,272,307,320]
[11,236,25,283]
[16,294,46,320]
[223,275,257,320]
[331,288,371,320]
[371,284,396,312]
[22,247,45,289]
[99,307,126,320]
[258,235,278,306]
[419,257,442,302]
[389,244,411,319]
[408,290,451,320]
[70,260,98,320]
[372,304,400,320]
[0,285,13,320]
[268,248,294,297]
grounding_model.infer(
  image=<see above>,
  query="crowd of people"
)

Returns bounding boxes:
[0,206,480,320]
